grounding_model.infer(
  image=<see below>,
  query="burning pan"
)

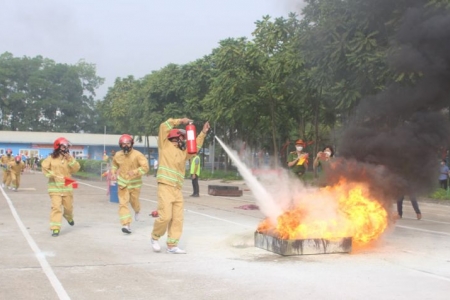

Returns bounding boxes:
[254,231,352,256]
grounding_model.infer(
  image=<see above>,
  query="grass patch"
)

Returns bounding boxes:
[429,188,450,200]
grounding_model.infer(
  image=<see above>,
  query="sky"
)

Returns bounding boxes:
[1,0,305,98]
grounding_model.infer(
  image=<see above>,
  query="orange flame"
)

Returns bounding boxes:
[257,179,388,247]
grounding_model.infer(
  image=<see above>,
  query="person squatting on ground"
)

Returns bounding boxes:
[41,137,80,237]
[1,149,15,189]
[151,118,210,254]
[110,134,149,234]
[190,154,201,197]
[397,194,422,220]
[287,139,310,178]
[8,155,25,191]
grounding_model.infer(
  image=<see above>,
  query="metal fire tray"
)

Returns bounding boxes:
[254,231,352,256]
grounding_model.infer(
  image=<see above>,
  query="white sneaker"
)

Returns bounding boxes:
[166,247,186,254]
[7,186,11,190]
[12,188,17,191]
[1,183,4,188]
[121,225,132,234]
[151,239,161,252]
[135,212,140,221]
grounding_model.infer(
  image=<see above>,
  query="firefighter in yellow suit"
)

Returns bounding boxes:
[42,137,80,237]
[1,149,14,189]
[110,134,149,234]
[8,155,25,191]
[151,118,210,254]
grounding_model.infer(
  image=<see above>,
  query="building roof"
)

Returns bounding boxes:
[0,131,158,147]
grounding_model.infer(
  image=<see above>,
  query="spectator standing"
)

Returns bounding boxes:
[190,154,201,197]
[153,158,158,177]
[287,139,310,178]
[439,159,449,190]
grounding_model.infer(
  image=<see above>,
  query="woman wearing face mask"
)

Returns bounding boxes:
[287,139,309,178]
[312,146,335,187]
[41,137,80,237]
[313,146,335,171]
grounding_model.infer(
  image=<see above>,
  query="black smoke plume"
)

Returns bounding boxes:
[326,6,450,204]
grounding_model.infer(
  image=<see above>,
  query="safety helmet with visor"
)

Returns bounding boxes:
[119,134,134,154]
[53,137,71,154]
[168,129,186,150]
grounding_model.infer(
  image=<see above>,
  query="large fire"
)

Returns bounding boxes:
[257,179,388,247]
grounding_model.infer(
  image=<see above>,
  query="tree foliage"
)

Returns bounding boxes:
[0,52,104,132]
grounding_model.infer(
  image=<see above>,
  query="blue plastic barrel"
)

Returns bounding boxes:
[109,181,119,203]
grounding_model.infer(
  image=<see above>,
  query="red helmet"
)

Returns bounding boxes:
[6,149,12,155]
[14,155,21,163]
[119,134,134,146]
[53,137,71,150]
[168,129,186,140]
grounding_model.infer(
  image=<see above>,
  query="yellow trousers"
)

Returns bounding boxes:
[10,172,21,189]
[2,170,11,185]
[49,194,73,230]
[118,186,141,225]
[151,183,184,247]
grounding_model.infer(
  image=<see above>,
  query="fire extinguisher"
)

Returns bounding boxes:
[186,122,197,154]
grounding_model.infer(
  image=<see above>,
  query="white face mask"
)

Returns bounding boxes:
[296,146,303,152]
[324,151,331,157]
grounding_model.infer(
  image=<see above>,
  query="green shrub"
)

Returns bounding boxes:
[78,159,105,175]
[429,188,450,200]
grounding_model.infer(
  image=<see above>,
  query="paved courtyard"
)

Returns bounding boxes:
[1,172,449,300]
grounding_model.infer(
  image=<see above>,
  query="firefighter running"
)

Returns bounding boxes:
[151,118,210,254]
[110,134,149,234]
[1,149,15,189]
[8,155,25,191]
[41,137,80,237]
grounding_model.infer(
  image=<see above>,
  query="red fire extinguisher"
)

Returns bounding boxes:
[186,122,197,154]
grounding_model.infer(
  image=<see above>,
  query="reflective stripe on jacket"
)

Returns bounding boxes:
[42,155,80,194]
[157,118,206,189]
[111,149,149,189]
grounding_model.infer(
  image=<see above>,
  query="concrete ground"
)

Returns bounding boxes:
[1,171,449,300]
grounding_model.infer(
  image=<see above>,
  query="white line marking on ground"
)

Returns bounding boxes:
[0,187,70,300]
[396,225,450,237]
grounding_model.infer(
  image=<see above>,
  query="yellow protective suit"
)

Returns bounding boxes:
[42,155,80,230]
[152,118,206,247]
[8,160,25,190]
[111,148,149,226]
[1,154,14,186]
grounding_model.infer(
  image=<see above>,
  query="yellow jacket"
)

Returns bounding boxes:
[8,161,25,174]
[157,118,206,189]
[111,149,149,189]
[42,155,80,194]
[1,155,14,170]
